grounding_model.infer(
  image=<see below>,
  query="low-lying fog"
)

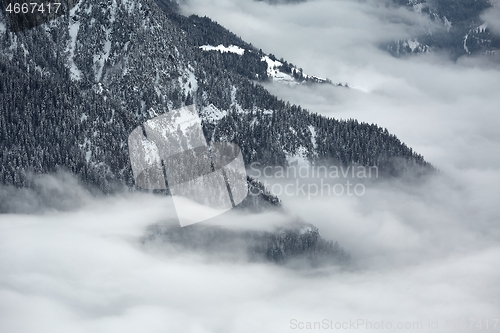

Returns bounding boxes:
[1,0,500,332]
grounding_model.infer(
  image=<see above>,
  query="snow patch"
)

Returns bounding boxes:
[261,56,296,84]
[309,125,317,150]
[93,1,116,82]
[7,33,19,60]
[407,39,420,52]
[20,43,29,57]
[35,65,49,76]
[0,23,6,34]
[229,86,245,114]
[179,68,198,96]
[464,34,470,54]
[287,146,309,166]
[141,139,162,166]
[262,56,282,71]
[66,1,82,81]
[121,0,136,14]
[187,70,198,92]
[474,23,488,33]
[199,44,245,55]
[261,56,326,84]
[146,107,203,145]
[94,35,112,82]
[200,104,227,123]
[67,21,82,80]
[78,137,92,163]
[443,16,452,32]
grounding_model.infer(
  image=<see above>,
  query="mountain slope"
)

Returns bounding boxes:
[156,0,333,84]
[0,0,431,194]
[388,0,500,58]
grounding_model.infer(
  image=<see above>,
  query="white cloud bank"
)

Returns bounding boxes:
[1,177,499,332]
[1,0,500,332]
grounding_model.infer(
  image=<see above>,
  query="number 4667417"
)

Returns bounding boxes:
[6,2,62,14]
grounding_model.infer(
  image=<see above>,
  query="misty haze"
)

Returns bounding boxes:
[1,0,500,332]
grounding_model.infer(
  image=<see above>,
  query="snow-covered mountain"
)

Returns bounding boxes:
[388,0,500,59]
[156,1,335,85]
[0,0,431,195]
[0,0,436,267]
[250,0,500,59]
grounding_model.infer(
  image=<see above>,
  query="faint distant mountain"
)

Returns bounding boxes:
[255,0,306,4]
[387,0,500,59]
[144,221,351,267]
[250,0,500,59]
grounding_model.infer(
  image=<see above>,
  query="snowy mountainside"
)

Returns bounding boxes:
[260,54,332,84]
[0,0,431,195]
[199,44,245,55]
[388,0,500,59]
[0,0,198,188]
[155,1,335,85]
[0,0,431,261]
[197,44,332,84]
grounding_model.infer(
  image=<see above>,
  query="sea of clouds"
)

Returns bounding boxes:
[1,0,500,332]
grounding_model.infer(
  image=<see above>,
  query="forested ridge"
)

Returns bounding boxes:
[0,0,431,194]
[388,0,500,58]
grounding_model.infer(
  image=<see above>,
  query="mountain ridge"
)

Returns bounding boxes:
[0,0,432,195]
[388,0,500,59]
[0,0,434,268]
